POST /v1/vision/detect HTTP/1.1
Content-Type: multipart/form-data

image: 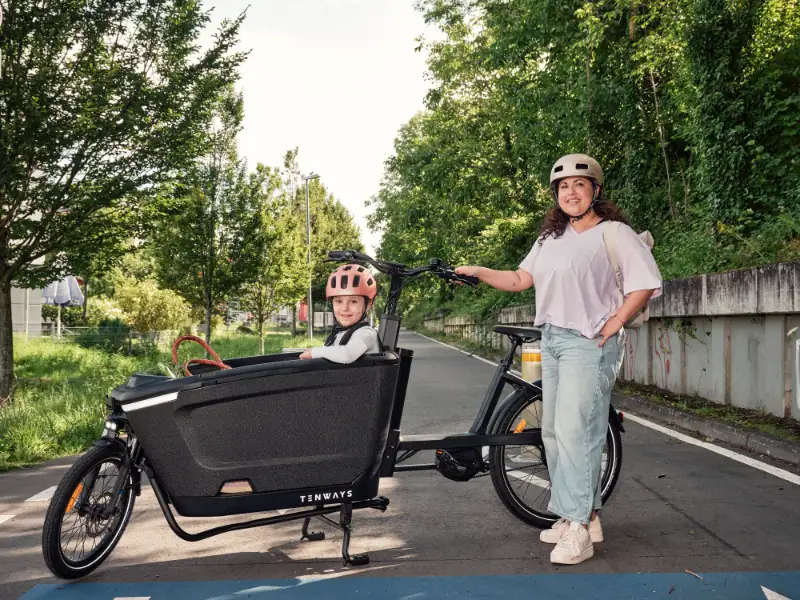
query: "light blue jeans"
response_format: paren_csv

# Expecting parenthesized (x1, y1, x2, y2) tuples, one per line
(540, 323, 625, 525)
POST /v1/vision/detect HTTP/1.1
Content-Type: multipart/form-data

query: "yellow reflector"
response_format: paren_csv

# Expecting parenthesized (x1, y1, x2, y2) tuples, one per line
(513, 419, 527, 434)
(220, 480, 253, 495)
(65, 483, 83, 513)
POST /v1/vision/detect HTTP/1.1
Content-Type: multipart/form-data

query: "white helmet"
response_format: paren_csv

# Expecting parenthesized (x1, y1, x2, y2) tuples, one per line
(549, 153, 604, 186)
(549, 154, 604, 220)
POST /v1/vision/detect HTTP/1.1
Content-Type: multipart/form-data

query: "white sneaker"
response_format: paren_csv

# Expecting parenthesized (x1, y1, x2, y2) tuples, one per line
(540, 515, 603, 544)
(539, 518, 569, 543)
(550, 521, 594, 565)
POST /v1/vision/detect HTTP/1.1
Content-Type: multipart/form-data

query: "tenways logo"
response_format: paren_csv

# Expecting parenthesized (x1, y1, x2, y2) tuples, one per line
(299, 490, 353, 503)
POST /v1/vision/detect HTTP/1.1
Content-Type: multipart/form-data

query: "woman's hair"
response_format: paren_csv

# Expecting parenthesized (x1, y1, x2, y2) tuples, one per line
(538, 199, 631, 244)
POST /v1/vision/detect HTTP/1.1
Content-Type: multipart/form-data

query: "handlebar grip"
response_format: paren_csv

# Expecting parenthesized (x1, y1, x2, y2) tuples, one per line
(327, 250, 351, 261)
(457, 274, 480, 286)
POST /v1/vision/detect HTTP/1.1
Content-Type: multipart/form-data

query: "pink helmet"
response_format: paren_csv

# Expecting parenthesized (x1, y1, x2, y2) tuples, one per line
(326, 264, 378, 300)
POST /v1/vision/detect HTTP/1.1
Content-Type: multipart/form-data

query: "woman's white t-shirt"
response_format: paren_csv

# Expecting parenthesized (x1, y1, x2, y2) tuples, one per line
(518, 221, 662, 339)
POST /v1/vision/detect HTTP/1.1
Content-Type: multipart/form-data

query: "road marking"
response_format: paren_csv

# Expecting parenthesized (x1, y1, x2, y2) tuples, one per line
(25, 485, 57, 502)
(410, 329, 502, 369)
(410, 329, 800, 487)
(482, 448, 550, 489)
(0, 514, 15, 526)
(623, 412, 800, 486)
(113, 597, 151, 600)
(762, 586, 792, 600)
(507, 469, 550, 489)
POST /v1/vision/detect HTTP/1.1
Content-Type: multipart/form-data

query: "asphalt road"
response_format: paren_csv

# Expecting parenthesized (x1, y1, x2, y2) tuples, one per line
(1, 330, 799, 599)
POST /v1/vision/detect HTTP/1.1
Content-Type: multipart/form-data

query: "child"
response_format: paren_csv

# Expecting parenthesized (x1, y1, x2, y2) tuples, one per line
(299, 264, 382, 364)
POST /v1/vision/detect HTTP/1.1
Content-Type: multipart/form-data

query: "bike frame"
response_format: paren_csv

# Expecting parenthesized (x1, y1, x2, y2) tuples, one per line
(368, 260, 545, 475)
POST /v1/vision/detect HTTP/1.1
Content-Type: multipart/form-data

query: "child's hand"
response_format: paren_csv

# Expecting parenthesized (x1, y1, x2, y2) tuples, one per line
(299, 350, 313, 359)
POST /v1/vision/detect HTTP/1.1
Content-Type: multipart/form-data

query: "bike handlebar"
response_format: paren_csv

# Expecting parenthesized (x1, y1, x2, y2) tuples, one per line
(326, 250, 480, 287)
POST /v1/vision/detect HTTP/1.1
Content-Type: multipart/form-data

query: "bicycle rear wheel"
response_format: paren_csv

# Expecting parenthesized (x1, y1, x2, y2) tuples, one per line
(489, 390, 622, 528)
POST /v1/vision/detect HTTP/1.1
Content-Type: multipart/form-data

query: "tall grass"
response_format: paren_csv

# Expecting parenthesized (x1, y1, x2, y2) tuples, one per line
(0, 331, 326, 471)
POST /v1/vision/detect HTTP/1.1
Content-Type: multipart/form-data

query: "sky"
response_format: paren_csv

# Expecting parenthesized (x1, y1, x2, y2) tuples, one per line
(208, 0, 440, 256)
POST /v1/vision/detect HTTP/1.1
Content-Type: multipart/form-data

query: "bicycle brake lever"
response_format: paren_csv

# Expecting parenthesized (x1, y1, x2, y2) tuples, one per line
(456, 274, 480, 287)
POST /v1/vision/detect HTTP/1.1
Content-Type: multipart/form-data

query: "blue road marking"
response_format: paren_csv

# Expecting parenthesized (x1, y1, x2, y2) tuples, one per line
(19, 572, 800, 600)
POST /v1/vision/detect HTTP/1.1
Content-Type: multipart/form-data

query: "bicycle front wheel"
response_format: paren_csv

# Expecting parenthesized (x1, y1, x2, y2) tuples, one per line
(489, 390, 622, 529)
(42, 443, 136, 579)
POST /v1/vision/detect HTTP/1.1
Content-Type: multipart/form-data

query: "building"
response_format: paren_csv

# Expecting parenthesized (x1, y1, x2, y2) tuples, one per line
(11, 286, 43, 336)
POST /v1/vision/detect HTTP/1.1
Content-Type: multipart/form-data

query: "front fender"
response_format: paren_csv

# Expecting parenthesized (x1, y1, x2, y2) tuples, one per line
(93, 437, 127, 452)
(92, 437, 142, 496)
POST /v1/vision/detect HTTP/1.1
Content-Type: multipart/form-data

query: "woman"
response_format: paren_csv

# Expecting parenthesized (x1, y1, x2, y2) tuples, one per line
(455, 153, 662, 565)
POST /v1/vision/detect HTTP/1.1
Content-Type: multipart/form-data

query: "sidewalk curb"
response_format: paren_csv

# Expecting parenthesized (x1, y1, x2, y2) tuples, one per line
(612, 393, 800, 467)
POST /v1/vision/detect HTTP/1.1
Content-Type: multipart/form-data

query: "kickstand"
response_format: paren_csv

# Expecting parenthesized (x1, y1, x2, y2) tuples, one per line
(339, 502, 369, 566)
(300, 506, 326, 542)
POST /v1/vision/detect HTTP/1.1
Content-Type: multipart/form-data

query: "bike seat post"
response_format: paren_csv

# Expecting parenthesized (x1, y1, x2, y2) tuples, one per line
(502, 335, 522, 372)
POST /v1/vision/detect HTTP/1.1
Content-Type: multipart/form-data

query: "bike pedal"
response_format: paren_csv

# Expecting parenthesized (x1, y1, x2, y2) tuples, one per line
(302, 532, 325, 542)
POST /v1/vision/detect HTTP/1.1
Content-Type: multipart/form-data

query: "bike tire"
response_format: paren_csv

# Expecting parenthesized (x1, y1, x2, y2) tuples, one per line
(42, 443, 136, 579)
(489, 390, 622, 529)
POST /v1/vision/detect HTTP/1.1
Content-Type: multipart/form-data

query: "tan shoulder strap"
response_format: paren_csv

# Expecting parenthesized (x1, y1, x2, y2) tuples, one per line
(603, 221, 624, 295)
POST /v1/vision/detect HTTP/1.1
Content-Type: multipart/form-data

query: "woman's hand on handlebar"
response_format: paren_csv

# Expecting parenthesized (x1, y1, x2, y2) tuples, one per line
(453, 265, 483, 285)
(455, 265, 482, 277)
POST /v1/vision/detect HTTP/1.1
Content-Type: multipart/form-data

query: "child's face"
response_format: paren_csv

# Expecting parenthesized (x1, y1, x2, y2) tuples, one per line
(332, 296, 367, 328)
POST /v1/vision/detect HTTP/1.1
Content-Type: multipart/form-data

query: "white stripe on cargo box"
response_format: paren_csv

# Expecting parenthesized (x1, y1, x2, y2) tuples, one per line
(123, 392, 178, 412)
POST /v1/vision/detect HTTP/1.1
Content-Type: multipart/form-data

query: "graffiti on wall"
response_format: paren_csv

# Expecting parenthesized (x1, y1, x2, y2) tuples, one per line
(623, 328, 640, 381)
(653, 321, 673, 388)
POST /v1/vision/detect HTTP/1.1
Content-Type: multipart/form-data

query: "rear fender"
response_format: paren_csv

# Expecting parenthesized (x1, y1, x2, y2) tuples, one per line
(609, 404, 625, 433)
(487, 387, 529, 434)
(487, 386, 625, 435)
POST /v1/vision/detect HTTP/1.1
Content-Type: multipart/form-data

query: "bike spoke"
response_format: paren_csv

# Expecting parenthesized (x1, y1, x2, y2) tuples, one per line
(58, 458, 126, 565)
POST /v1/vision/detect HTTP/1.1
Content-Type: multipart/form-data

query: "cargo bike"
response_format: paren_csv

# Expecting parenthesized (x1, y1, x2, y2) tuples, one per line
(42, 250, 625, 579)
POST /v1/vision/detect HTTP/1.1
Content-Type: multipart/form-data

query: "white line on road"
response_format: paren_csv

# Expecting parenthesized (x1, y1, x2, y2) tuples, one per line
(411, 329, 502, 369)
(25, 486, 57, 502)
(762, 586, 792, 600)
(507, 470, 551, 489)
(409, 329, 800, 487)
(482, 450, 550, 489)
(113, 597, 151, 600)
(0, 514, 15, 526)
(623, 412, 800, 487)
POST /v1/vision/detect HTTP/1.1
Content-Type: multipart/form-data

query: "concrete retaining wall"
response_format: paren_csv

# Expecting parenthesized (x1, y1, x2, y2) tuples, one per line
(422, 262, 800, 419)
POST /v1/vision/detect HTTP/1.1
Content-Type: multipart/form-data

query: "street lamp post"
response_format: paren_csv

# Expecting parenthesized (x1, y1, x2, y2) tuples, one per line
(303, 173, 320, 343)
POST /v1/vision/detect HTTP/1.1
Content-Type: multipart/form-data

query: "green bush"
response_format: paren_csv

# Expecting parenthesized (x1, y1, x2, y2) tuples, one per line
(74, 319, 131, 353)
(41, 305, 83, 327)
(115, 278, 191, 332)
(85, 296, 126, 326)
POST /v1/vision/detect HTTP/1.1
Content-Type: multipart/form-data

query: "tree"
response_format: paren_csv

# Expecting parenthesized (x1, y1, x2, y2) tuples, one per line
(281, 149, 364, 329)
(152, 88, 256, 343)
(239, 165, 309, 353)
(115, 277, 190, 333)
(369, 0, 800, 328)
(0, 1, 248, 398)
